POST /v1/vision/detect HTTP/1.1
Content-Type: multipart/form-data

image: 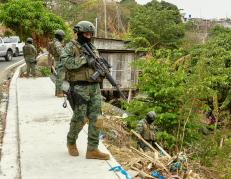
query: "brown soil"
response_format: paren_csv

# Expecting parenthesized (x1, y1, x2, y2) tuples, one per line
(0, 80, 10, 157)
(101, 105, 201, 179)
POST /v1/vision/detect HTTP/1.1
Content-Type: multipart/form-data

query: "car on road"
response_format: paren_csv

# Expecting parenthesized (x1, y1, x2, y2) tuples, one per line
(0, 37, 16, 61)
(3, 36, 25, 57)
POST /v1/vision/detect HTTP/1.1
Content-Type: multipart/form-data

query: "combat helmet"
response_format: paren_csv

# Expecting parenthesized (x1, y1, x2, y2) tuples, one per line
(26, 37, 33, 43)
(146, 111, 156, 124)
(73, 21, 95, 34)
(54, 29, 65, 41)
(147, 111, 156, 119)
(54, 29, 65, 37)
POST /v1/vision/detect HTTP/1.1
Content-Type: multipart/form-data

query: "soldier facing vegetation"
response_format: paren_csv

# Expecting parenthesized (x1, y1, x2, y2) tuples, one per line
(61, 21, 110, 160)
(136, 111, 156, 151)
(47, 29, 65, 97)
(23, 37, 37, 77)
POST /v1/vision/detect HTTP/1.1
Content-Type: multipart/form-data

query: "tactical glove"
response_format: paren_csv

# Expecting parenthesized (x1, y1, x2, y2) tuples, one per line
(149, 132, 155, 141)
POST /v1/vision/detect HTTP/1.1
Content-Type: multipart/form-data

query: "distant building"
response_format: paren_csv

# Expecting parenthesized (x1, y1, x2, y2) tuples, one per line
(180, 12, 187, 23)
(190, 18, 231, 31)
(216, 19, 231, 28)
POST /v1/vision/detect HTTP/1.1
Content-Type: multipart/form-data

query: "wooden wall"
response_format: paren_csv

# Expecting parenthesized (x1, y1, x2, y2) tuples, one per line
(99, 52, 139, 90)
(93, 37, 142, 91)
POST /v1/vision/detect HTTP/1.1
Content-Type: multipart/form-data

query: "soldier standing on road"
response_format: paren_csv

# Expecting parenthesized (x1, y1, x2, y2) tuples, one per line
(60, 21, 110, 160)
(136, 111, 157, 151)
(23, 37, 37, 77)
(47, 29, 65, 97)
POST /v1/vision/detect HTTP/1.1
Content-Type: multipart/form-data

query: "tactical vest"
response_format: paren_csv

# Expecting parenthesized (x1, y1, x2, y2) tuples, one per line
(23, 44, 36, 60)
(65, 40, 102, 82)
(47, 40, 60, 60)
(142, 121, 155, 140)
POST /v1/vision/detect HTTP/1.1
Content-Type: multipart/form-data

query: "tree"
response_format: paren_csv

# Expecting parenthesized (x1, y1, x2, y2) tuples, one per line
(47, 0, 139, 38)
(119, 0, 139, 29)
(128, 0, 185, 50)
(125, 26, 231, 150)
(0, 0, 70, 47)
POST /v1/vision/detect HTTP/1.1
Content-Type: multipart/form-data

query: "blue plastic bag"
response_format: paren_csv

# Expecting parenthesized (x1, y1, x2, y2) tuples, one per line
(109, 165, 131, 179)
(151, 171, 165, 179)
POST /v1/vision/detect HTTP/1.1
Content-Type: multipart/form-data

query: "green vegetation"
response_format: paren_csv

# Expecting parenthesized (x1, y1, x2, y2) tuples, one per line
(0, 0, 70, 47)
(37, 66, 52, 77)
(47, 0, 140, 38)
(0, 0, 230, 177)
(192, 130, 231, 178)
(129, 0, 185, 50)
(126, 7, 231, 175)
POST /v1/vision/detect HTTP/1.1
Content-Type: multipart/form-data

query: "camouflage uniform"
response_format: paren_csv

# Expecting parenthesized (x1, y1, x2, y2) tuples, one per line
(136, 118, 156, 150)
(61, 40, 102, 150)
(23, 43, 37, 77)
(47, 38, 64, 93)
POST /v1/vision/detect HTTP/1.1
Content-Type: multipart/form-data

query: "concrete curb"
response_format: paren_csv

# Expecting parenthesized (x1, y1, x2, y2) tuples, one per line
(0, 65, 125, 179)
(0, 59, 25, 84)
(0, 64, 25, 179)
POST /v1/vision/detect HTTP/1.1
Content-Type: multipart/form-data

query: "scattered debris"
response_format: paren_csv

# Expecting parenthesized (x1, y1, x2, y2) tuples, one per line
(0, 79, 10, 158)
(101, 106, 201, 179)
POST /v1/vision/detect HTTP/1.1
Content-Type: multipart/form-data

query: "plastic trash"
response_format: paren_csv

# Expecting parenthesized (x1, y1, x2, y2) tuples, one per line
(109, 165, 131, 179)
(151, 171, 165, 179)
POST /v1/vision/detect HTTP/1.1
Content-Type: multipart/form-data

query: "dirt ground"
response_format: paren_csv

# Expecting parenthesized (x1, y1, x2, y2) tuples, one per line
(100, 112, 140, 168)
(101, 104, 202, 179)
(0, 80, 10, 157)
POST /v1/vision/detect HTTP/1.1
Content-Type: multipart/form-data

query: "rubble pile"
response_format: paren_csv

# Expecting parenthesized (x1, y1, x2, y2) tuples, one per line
(101, 107, 201, 179)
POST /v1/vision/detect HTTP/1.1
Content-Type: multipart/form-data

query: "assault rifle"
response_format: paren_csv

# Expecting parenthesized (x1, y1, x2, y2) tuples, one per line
(51, 65, 57, 76)
(82, 43, 127, 100)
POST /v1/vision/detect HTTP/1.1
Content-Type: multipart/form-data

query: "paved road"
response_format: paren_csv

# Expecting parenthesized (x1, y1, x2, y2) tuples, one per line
(0, 56, 24, 72)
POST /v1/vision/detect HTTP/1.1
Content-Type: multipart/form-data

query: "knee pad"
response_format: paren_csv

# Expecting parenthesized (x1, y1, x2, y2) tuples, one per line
(83, 117, 89, 125)
(95, 115, 104, 129)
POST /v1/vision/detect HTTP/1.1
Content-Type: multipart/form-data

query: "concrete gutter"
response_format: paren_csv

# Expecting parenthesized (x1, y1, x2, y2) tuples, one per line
(0, 64, 25, 179)
(0, 59, 25, 84)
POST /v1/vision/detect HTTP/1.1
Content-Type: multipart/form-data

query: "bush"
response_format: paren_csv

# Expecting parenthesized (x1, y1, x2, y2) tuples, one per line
(192, 130, 231, 178)
(37, 66, 51, 77)
(0, 0, 71, 44)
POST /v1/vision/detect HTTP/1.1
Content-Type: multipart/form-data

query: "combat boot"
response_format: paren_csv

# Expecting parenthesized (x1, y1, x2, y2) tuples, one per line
(86, 149, 110, 160)
(56, 91, 64, 97)
(67, 144, 79, 156)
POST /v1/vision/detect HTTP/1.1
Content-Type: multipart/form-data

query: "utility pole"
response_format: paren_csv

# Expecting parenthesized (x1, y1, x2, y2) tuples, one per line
(95, 17, 98, 37)
(103, 0, 108, 38)
(203, 19, 208, 44)
(116, 2, 125, 33)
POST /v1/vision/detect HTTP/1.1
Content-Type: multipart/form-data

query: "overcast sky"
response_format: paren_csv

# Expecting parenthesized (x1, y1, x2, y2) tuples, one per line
(135, 0, 231, 19)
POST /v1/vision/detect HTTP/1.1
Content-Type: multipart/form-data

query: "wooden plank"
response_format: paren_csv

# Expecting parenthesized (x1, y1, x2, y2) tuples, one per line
(131, 166, 155, 179)
(131, 129, 159, 153)
(154, 142, 172, 159)
(130, 147, 169, 173)
(131, 129, 171, 159)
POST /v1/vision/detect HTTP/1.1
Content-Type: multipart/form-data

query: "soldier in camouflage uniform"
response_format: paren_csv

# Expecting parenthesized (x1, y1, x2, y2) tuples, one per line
(136, 111, 156, 151)
(23, 37, 37, 77)
(60, 21, 110, 160)
(47, 29, 65, 97)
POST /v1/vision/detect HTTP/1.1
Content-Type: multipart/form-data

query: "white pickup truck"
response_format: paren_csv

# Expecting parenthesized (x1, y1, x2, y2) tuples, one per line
(3, 36, 24, 57)
(0, 37, 16, 61)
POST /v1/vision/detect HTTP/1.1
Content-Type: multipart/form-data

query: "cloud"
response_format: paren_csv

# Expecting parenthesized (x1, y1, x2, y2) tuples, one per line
(135, 0, 231, 19)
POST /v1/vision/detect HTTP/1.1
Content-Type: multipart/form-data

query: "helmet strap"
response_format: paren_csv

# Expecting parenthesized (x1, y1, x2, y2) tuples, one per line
(77, 32, 91, 45)
(55, 34, 63, 42)
(146, 116, 154, 124)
